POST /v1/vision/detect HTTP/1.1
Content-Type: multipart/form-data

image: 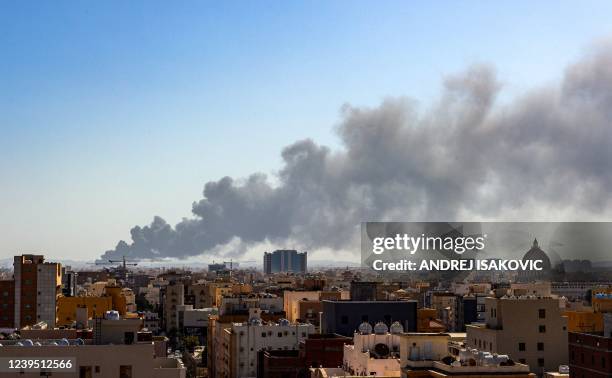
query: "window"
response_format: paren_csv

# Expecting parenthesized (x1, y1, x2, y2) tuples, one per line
(95, 366, 100, 373)
(261, 332, 266, 337)
(537, 358, 544, 367)
(539, 325, 546, 333)
(79, 366, 92, 378)
(277, 332, 283, 337)
(119, 365, 133, 378)
(537, 342, 544, 351)
(124, 332, 134, 345)
(538, 309, 546, 319)
(518, 342, 526, 351)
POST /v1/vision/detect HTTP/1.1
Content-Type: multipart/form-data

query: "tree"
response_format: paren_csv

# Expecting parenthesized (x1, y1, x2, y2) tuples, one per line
(183, 335, 200, 353)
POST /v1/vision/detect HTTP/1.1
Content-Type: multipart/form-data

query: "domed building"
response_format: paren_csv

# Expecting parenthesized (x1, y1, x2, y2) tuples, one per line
(517, 238, 552, 282)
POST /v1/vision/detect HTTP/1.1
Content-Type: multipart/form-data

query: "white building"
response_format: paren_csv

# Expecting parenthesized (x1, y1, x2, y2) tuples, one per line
(179, 306, 217, 344)
(144, 311, 160, 334)
(140, 283, 162, 306)
(219, 308, 315, 378)
(342, 322, 403, 377)
(183, 307, 217, 329)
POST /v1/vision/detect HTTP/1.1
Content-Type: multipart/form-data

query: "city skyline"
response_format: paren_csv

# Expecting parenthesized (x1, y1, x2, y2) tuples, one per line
(2, 3, 612, 377)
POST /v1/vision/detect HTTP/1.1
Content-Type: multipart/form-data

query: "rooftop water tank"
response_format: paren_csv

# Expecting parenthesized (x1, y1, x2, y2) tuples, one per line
(373, 322, 389, 335)
(358, 322, 372, 335)
(104, 310, 120, 320)
(389, 321, 404, 334)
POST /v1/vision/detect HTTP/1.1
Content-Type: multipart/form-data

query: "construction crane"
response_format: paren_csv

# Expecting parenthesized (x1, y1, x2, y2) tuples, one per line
(97, 256, 139, 282)
(222, 259, 256, 272)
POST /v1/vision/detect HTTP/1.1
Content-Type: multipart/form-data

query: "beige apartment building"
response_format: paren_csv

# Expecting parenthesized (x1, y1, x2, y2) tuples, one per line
(0, 343, 185, 378)
(400, 333, 535, 378)
(163, 281, 184, 333)
(283, 290, 349, 323)
(466, 296, 568, 375)
(12, 255, 62, 329)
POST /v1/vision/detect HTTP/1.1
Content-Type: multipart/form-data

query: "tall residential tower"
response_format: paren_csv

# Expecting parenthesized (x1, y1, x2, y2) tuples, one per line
(263, 250, 307, 274)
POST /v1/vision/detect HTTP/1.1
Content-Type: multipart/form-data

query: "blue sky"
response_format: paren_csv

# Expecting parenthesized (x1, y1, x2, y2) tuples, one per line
(2, 0, 612, 260)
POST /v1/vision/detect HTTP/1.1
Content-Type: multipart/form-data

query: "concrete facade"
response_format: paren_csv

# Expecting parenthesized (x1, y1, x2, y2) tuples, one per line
(466, 296, 568, 375)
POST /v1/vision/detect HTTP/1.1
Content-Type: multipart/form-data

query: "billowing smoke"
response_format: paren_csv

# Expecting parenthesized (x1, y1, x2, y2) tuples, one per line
(101, 42, 612, 261)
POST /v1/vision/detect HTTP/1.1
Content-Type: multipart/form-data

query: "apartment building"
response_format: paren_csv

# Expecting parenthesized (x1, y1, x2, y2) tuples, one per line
(57, 296, 113, 326)
(0, 341, 185, 378)
(263, 249, 307, 274)
(4, 255, 63, 329)
(219, 293, 283, 316)
(144, 311, 161, 334)
(217, 308, 315, 378)
(466, 296, 568, 375)
(400, 333, 535, 378)
(163, 281, 184, 333)
(0, 279, 15, 328)
(283, 290, 347, 328)
(568, 332, 611, 378)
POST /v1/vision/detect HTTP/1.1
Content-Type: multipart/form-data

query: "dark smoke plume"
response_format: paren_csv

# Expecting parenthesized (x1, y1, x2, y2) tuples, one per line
(101, 43, 612, 261)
